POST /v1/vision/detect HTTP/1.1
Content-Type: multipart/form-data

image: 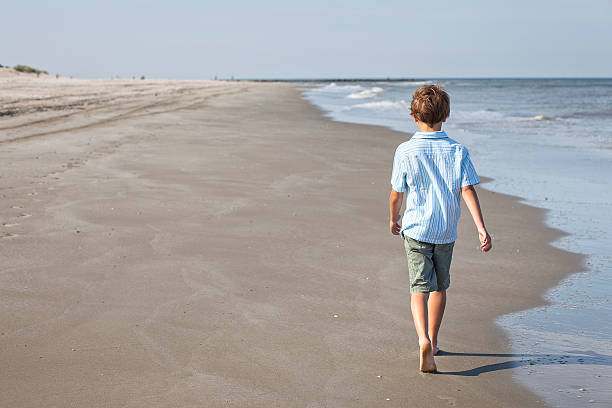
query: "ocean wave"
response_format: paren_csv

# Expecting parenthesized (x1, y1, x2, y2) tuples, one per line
(314, 83, 365, 92)
(347, 87, 384, 99)
(342, 100, 410, 112)
(524, 115, 555, 121)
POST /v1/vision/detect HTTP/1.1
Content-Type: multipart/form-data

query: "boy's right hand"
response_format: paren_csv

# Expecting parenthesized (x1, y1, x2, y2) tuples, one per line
(390, 220, 402, 235)
(479, 229, 492, 252)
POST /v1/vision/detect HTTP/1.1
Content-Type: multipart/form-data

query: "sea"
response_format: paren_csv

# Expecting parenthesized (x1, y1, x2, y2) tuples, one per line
(303, 79, 612, 407)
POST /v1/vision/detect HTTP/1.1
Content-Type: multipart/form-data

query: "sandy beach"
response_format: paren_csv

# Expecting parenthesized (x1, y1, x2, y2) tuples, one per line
(0, 76, 582, 407)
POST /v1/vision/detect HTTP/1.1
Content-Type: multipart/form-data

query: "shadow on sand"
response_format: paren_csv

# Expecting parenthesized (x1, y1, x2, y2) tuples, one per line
(435, 350, 612, 376)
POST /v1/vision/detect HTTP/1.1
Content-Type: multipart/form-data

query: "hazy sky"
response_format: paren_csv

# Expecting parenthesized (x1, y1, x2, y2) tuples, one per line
(2, 0, 611, 79)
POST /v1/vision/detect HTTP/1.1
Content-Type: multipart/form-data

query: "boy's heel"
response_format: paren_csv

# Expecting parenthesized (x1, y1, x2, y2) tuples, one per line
(419, 343, 437, 373)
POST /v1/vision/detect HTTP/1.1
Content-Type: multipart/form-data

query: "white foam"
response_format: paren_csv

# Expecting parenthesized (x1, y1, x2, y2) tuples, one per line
(343, 99, 410, 112)
(347, 87, 384, 99)
(314, 83, 365, 92)
(524, 115, 554, 121)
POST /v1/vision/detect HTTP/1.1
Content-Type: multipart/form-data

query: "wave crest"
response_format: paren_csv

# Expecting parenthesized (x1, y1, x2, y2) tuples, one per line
(343, 100, 410, 111)
(347, 87, 384, 99)
(315, 83, 365, 92)
(520, 115, 555, 122)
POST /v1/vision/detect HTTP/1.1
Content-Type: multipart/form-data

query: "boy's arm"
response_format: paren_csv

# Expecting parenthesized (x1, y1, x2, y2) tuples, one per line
(389, 189, 404, 235)
(461, 185, 492, 252)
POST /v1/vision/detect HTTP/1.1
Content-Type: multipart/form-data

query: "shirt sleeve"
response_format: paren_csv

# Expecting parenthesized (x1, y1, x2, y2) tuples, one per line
(460, 148, 480, 187)
(390, 147, 407, 192)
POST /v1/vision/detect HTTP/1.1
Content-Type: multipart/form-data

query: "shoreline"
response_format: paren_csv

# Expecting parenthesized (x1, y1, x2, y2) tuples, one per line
(0, 79, 582, 407)
(303, 90, 586, 314)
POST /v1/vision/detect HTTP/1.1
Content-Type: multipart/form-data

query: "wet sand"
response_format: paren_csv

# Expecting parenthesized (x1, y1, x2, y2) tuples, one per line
(0, 77, 581, 407)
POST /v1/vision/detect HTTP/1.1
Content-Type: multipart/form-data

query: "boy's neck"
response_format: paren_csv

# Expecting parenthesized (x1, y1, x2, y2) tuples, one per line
(416, 121, 443, 132)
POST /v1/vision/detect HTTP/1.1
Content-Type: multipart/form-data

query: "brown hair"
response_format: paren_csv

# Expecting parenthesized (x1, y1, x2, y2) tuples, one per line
(410, 84, 450, 126)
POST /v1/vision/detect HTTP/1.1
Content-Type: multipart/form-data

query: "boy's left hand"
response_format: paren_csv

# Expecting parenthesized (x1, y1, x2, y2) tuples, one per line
(479, 229, 492, 252)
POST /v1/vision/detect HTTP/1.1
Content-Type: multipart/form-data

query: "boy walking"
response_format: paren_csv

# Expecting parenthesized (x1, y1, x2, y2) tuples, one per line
(389, 85, 492, 373)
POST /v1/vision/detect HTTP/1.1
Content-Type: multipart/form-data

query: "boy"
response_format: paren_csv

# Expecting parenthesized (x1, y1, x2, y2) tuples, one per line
(389, 85, 492, 373)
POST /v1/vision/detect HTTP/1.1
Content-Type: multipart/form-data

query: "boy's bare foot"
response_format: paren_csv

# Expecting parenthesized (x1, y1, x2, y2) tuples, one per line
(419, 342, 437, 373)
(432, 345, 440, 356)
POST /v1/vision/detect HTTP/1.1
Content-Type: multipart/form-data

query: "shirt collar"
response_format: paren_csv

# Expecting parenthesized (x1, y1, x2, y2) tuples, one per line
(411, 130, 448, 139)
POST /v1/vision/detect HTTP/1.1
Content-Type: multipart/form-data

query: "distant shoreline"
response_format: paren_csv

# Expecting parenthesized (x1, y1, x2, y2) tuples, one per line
(239, 76, 612, 82)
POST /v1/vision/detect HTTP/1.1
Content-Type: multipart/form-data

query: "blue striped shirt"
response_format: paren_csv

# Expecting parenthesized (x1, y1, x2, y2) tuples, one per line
(391, 131, 480, 244)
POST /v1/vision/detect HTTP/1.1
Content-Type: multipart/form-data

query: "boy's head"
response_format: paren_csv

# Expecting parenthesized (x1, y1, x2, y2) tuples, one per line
(410, 85, 450, 127)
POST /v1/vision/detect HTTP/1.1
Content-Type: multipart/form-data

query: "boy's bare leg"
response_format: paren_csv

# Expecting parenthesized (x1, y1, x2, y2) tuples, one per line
(427, 290, 446, 355)
(411, 292, 437, 372)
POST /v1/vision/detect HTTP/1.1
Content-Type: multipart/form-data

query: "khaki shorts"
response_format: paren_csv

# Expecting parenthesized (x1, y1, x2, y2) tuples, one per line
(402, 233, 455, 293)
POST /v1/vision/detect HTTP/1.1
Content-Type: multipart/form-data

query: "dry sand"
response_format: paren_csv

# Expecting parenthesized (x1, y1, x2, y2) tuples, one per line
(0, 77, 582, 407)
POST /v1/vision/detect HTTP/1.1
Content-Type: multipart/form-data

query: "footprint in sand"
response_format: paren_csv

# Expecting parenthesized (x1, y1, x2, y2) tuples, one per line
(2, 222, 19, 227)
(10, 205, 24, 209)
(19, 213, 32, 218)
(2, 232, 19, 239)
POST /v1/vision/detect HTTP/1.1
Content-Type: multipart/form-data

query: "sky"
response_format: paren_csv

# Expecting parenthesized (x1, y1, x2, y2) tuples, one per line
(1, 0, 611, 79)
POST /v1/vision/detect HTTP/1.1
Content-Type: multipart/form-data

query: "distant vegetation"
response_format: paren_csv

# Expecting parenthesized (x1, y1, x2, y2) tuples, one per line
(13, 64, 48, 75)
